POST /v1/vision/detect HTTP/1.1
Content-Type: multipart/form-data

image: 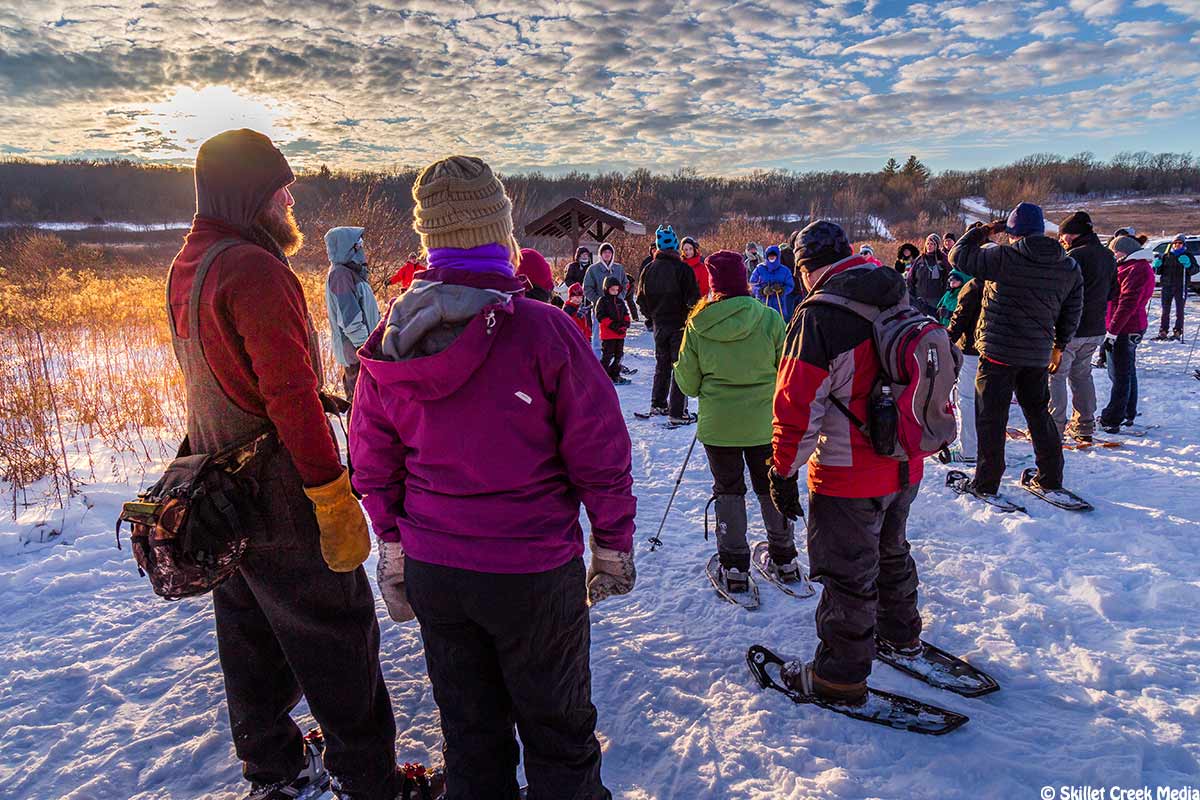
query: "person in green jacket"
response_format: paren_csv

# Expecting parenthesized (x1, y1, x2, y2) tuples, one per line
(674, 250, 801, 596)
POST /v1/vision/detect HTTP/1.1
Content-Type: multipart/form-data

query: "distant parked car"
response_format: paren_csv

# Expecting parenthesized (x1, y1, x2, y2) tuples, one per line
(1146, 235, 1200, 291)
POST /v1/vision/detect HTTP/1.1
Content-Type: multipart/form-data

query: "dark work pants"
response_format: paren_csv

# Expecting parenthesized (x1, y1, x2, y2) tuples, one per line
(651, 324, 687, 417)
(600, 338, 625, 381)
(342, 362, 362, 403)
(406, 557, 609, 800)
(807, 484, 922, 684)
(1100, 332, 1143, 427)
(973, 359, 1064, 494)
(704, 443, 797, 570)
(212, 451, 396, 796)
(1160, 284, 1185, 335)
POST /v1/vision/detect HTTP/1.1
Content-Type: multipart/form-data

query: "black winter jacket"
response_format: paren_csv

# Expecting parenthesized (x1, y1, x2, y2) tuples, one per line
(949, 227, 1084, 367)
(1065, 232, 1116, 338)
(946, 278, 982, 357)
(906, 252, 950, 315)
(564, 260, 589, 289)
(637, 250, 701, 330)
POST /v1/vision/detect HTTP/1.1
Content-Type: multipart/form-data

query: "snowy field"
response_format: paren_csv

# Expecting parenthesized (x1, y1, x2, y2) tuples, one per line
(2, 301, 1199, 799)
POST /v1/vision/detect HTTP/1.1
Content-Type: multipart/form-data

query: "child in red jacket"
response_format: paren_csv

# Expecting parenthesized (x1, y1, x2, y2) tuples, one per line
(595, 276, 632, 384)
(563, 283, 592, 341)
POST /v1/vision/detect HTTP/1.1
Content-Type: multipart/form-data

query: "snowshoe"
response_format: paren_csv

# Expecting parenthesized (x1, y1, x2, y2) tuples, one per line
(1121, 423, 1158, 436)
(705, 554, 760, 609)
(665, 412, 698, 428)
(1019, 468, 1093, 511)
(619, 365, 638, 376)
(1153, 332, 1169, 341)
(751, 541, 816, 599)
(612, 377, 632, 386)
(246, 729, 330, 800)
(633, 406, 668, 420)
(875, 637, 1000, 697)
(746, 645, 969, 735)
(945, 470, 1026, 513)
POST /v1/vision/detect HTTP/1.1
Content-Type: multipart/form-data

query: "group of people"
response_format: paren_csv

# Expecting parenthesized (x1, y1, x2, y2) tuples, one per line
(164, 128, 1182, 800)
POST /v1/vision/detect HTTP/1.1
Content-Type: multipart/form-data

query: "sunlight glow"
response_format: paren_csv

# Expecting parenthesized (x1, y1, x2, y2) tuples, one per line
(140, 86, 293, 158)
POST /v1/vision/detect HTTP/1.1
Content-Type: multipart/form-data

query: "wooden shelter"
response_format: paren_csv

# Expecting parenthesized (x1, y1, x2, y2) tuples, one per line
(523, 198, 646, 254)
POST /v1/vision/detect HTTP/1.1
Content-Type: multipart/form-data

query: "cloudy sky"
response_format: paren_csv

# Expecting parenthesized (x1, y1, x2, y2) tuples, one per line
(1, 0, 1199, 175)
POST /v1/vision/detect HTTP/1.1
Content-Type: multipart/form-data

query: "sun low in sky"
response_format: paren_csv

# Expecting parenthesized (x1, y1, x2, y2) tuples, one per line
(1, 0, 1199, 174)
(140, 87, 294, 160)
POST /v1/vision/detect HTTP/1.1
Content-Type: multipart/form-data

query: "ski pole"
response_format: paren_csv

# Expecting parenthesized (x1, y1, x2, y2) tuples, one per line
(648, 433, 698, 553)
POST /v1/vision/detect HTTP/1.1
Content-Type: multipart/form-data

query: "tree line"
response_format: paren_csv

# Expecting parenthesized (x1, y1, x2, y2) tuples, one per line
(3, 151, 1199, 254)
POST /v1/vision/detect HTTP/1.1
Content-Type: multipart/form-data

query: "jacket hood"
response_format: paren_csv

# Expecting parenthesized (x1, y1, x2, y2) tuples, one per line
(1014, 234, 1073, 269)
(689, 296, 768, 342)
(764, 245, 781, 259)
(1067, 231, 1104, 253)
(358, 281, 515, 401)
(194, 128, 294, 230)
(325, 226, 366, 266)
(575, 246, 593, 262)
(816, 257, 907, 308)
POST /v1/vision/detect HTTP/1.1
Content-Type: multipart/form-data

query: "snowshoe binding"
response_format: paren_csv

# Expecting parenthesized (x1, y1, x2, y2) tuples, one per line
(751, 541, 816, 598)
(245, 729, 331, 800)
(705, 554, 760, 609)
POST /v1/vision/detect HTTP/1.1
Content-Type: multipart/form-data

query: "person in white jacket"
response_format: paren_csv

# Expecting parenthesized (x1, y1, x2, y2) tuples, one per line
(324, 226, 382, 401)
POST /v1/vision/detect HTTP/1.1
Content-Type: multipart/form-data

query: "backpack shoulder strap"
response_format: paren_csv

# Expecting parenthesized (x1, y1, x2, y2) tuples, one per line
(800, 292, 882, 322)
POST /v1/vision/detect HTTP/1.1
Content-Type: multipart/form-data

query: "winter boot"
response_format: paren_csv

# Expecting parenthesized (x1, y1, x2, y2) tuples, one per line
(1154, 331, 1169, 341)
(245, 729, 330, 800)
(668, 411, 698, 426)
(780, 660, 868, 706)
(648, 406, 669, 416)
(717, 565, 751, 594)
(1171, 329, 1184, 342)
(876, 636, 923, 658)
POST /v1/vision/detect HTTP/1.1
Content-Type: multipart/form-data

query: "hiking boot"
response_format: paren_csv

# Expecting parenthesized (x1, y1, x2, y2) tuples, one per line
(668, 411, 698, 426)
(780, 660, 868, 706)
(876, 636, 923, 658)
(1170, 331, 1183, 342)
(245, 731, 329, 799)
(769, 557, 802, 583)
(1153, 332, 1169, 341)
(647, 406, 669, 417)
(1099, 422, 1122, 435)
(718, 565, 751, 594)
(1071, 433, 1093, 444)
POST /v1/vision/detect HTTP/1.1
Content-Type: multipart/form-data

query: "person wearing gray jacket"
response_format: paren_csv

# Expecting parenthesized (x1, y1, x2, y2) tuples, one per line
(584, 242, 627, 350)
(324, 226, 382, 401)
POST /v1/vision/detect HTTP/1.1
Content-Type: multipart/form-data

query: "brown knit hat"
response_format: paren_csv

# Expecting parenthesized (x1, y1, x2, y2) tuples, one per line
(412, 156, 515, 252)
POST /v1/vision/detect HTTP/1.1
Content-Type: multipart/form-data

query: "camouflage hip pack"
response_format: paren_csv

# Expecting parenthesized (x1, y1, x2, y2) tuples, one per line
(116, 429, 276, 600)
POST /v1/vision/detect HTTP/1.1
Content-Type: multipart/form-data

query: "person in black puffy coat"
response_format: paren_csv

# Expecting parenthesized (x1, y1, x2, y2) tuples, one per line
(949, 203, 1083, 498)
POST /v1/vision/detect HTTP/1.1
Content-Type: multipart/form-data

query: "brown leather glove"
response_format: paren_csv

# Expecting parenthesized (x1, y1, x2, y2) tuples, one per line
(1048, 346, 1064, 375)
(587, 536, 636, 606)
(303, 469, 371, 572)
(376, 539, 415, 622)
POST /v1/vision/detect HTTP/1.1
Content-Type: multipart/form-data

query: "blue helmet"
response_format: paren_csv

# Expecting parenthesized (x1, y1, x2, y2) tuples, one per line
(656, 225, 679, 252)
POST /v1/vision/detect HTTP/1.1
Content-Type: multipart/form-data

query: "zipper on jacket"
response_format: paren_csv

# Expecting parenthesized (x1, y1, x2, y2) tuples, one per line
(485, 308, 497, 334)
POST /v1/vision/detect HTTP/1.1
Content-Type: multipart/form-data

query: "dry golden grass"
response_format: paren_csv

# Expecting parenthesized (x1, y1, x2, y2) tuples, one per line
(0, 233, 339, 516)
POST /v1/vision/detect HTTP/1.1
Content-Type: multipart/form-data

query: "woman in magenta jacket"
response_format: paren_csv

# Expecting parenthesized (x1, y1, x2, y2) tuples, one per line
(350, 156, 636, 800)
(1099, 235, 1157, 432)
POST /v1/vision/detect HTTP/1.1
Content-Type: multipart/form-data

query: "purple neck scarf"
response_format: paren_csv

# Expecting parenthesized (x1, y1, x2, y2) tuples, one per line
(427, 243, 514, 276)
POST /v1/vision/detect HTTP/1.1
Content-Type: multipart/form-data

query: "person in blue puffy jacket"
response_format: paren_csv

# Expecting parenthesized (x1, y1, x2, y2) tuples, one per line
(750, 245, 795, 319)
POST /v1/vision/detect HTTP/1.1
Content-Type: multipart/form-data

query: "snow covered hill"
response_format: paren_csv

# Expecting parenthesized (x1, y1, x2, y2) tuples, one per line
(2, 303, 1199, 799)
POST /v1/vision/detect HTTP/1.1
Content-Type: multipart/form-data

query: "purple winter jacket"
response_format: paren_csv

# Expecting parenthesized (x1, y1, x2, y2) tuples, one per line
(349, 267, 636, 574)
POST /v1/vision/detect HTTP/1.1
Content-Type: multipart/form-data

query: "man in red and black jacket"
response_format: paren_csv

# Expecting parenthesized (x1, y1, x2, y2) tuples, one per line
(767, 220, 924, 706)
(168, 129, 398, 799)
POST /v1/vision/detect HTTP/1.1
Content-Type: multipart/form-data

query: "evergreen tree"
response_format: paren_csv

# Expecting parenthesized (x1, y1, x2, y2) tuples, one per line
(901, 155, 930, 183)
(882, 158, 900, 176)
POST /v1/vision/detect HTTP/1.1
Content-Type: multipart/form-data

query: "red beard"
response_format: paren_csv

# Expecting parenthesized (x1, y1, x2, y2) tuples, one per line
(256, 204, 304, 257)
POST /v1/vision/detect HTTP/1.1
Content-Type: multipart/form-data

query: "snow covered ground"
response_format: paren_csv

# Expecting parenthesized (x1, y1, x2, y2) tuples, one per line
(2, 301, 1200, 799)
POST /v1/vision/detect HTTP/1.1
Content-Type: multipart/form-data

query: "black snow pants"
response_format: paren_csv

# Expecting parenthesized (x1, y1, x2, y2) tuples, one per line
(212, 451, 396, 797)
(806, 484, 923, 685)
(650, 324, 687, 417)
(973, 358, 1064, 494)
(704, 443, 797, 571)
(406, 556, 610, 800)
(600, 338, 625, 381)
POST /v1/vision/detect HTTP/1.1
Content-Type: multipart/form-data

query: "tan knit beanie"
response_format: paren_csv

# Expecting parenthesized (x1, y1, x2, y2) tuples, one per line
(412, 156, 515, 252)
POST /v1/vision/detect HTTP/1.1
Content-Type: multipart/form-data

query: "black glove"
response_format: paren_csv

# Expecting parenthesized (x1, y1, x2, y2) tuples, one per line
(768, 464, 804, 521)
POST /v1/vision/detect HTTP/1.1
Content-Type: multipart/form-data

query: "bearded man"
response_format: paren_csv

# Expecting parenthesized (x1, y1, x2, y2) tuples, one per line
(166, 129, 398, 800)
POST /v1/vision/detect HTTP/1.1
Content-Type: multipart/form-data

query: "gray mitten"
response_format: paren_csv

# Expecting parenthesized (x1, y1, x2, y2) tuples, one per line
(376, 539, 415, 623)
(586, 536, 636, 605)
